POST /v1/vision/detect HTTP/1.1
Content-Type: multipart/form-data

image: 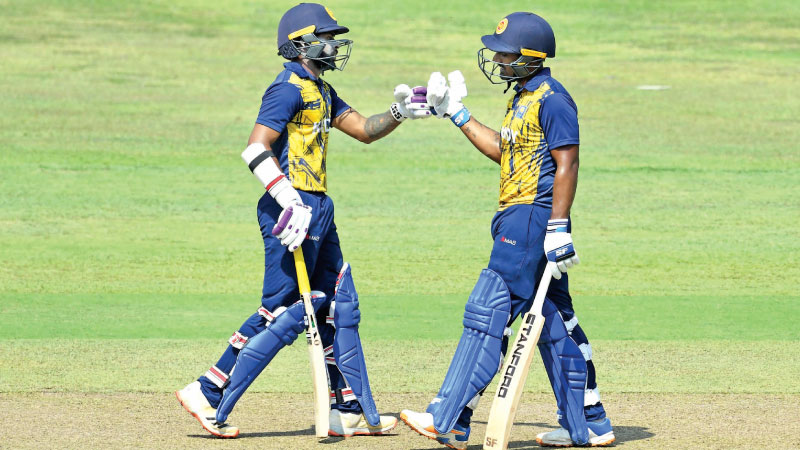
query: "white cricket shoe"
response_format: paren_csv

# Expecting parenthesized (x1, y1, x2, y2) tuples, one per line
(400, 409, 469, 449)
(328, 409, 398, 437)
(536, 418, 615, 447)
(175, 381, 239, 438)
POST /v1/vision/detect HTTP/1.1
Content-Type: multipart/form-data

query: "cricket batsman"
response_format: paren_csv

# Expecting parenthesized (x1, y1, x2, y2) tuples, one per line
(175, 3, 431, 438)
(400, 12, 615, 448)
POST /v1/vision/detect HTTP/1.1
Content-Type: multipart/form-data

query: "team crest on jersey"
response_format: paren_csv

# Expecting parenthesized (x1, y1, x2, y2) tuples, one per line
(515, 104, 529, 119)
(496, 18, 508, 34)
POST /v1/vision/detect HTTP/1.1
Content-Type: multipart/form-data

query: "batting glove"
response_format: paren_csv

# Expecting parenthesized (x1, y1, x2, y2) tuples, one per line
(391, 84, 432, 122)
(271, 202, 312, 252)
(543, 219, 580, 280)
(426, 70, 470, 127)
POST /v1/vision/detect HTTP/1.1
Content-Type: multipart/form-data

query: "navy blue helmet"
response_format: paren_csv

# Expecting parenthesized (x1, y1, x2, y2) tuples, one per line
(478, 12, 556, 84)
(277, 3, 352, 72)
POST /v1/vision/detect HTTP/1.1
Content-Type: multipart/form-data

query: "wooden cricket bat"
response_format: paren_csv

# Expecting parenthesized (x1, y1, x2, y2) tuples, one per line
(293, 250, 330, 438)
(483, 269, 553, 450)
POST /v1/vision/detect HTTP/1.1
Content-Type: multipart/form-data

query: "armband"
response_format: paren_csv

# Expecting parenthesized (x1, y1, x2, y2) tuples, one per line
(241, 143, 301, 208)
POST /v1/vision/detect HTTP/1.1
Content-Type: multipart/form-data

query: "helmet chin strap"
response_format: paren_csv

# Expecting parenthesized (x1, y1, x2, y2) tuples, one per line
(505, 65, 544, 93)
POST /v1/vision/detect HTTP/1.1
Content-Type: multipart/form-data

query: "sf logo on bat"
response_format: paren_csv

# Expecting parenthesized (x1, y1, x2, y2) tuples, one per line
(497, 314, 537, 398)
(305, 315, 322, 345)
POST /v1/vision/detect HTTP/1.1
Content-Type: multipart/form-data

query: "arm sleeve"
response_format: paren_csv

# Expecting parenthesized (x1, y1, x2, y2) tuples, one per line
(328, 84, 351, 118)
(255, 82, 303, 132)
(540, 93, 580, 149)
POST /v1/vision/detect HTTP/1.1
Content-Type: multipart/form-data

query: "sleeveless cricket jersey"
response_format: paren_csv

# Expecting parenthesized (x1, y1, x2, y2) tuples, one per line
(498, 68, 579, 210)
(256, 62, 350, 192)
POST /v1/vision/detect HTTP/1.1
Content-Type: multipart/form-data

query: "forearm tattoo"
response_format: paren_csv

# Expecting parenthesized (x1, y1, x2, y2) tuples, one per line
(365, 111, 397, 140)
(463, 122, 501, 148)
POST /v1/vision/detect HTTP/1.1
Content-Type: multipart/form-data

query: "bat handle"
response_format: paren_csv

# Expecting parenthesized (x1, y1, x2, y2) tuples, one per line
(529, 267, 553, 316)
(293, 249, 311, 295)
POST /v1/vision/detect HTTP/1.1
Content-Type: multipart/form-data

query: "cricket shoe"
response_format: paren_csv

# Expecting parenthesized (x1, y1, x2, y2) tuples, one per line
(399, 409, 469, 449)
(328, 409, 398, 437)
(536, 418, 615, 447)
(175, 381, 239, 438)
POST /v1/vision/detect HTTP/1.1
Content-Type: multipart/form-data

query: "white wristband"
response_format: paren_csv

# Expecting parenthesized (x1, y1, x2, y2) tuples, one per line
(390, 103, 406, 122)
(241, 143, 301, 209)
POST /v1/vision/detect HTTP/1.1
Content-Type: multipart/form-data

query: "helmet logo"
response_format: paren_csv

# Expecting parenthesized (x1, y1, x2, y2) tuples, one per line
(496, 18, 508, 34)
(325, 7, 337, 20)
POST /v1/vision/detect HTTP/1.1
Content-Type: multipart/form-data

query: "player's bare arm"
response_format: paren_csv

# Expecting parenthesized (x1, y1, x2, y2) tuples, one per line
(333, 107, 400, 144)
(247, 123, 281, 148)
(333, 83, 433, 144)
(549, 144, 579, 220)
(460, 118, 502, 163)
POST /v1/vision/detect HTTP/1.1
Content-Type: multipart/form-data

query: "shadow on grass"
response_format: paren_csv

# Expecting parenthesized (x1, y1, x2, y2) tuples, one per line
(189, 424, 401, 441)
(187, 425, 316, 439)
(408, 422, 654, 449)
(612, 425, 655, 445)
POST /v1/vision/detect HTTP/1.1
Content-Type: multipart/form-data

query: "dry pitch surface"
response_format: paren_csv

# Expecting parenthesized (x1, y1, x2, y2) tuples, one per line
(2, 393, 798, 449)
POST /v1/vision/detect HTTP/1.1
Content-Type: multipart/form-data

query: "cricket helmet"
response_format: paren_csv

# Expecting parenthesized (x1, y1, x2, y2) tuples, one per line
(277, 3, 352, 72)
(478, 12, 556, 84)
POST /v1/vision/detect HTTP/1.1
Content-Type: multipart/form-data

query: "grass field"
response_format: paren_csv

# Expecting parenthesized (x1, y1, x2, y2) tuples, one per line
(1, 0, 799, 448)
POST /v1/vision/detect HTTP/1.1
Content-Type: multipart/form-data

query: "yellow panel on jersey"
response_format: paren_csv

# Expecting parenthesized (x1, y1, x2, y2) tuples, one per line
(498, 81, 553, 210)
(285, 73, 333, 192)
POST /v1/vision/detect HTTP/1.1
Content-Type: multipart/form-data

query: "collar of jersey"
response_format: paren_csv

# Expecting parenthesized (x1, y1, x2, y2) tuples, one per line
(514, 67, 551, 93)
(283, 61, 319, 82)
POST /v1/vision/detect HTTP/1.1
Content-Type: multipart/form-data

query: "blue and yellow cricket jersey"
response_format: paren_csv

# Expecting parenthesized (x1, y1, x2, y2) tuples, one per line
(255, 62, 350, 192)
(498, 68, 579, 210)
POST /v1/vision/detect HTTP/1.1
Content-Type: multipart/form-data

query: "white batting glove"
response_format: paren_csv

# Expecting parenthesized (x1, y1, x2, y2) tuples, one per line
(426, 71, 470, 127)
(390, 84, 433, 122)
(271, 202, 312, 252)
(543, 219, 580, 280)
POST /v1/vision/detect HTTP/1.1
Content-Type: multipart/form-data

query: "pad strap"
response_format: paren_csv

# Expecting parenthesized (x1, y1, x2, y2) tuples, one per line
(228, 331, 249, 350)
(257, 306, 276, 323)
(324, 345, 335, 365)
(204, 365, 230, 389)
(330, 387, 357, 404)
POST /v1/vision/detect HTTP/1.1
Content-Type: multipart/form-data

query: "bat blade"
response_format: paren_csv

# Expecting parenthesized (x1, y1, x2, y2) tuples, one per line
(483, 271, 552, 450)
(294, 251, 330, 438)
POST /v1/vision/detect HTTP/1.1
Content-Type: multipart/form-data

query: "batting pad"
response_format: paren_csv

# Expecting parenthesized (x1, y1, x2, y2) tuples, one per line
(332, 263, 380, 426)
(427, 269, 511, 433)
(538, 298, 589, 445)
(216, 295, 326, 423)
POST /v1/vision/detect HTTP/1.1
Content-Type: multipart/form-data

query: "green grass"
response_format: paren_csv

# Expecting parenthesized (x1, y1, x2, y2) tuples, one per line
(3, 339, 798, 394)
(1, 0, 798, 396)
(1, 293, 798, 342)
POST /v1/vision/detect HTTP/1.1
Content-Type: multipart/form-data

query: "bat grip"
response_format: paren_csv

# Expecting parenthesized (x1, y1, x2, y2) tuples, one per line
(293, 250, 311, 295)
(529, 268, 553, 316)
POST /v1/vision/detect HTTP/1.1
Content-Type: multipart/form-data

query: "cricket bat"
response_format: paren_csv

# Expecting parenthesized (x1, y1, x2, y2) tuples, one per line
(293, 250, 330, 438)
(483, 268, 553, 450)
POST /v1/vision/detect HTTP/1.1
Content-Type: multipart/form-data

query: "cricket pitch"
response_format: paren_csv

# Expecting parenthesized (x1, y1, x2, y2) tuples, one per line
(2, 392, 798, 449)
